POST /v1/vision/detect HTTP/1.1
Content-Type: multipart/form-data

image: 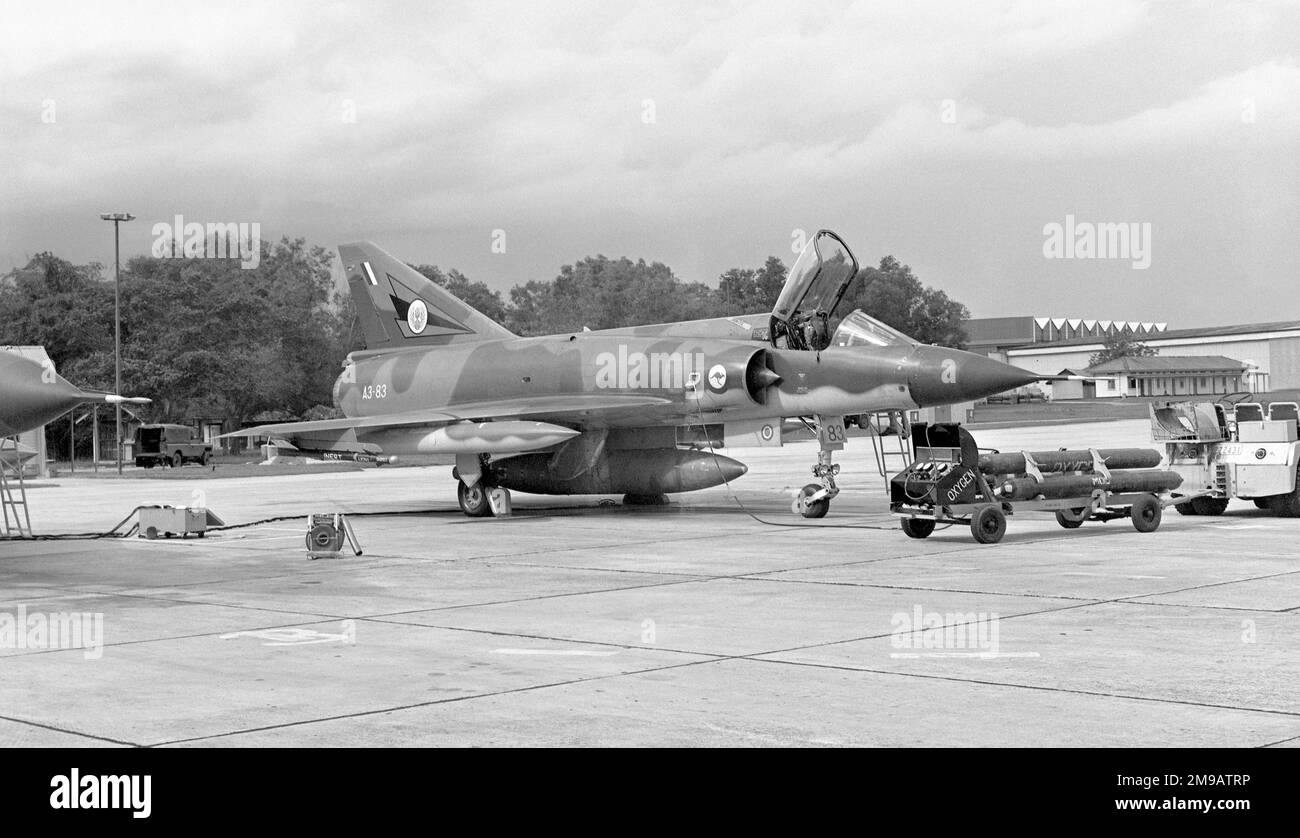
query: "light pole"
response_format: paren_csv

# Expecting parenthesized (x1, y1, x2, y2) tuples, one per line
(100, 212, 134, 473)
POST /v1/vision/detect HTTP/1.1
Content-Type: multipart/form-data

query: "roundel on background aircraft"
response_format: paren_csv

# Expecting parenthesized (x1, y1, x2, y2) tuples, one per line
(407, 299, 429, 334)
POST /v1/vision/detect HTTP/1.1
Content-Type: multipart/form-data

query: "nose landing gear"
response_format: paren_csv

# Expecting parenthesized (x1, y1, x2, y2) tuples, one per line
(792, 415, 846, 518)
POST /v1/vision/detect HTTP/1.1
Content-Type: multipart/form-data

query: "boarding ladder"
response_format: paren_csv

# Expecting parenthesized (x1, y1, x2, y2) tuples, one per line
(862, 411, 913, 482)
(1, 437, 32, 536)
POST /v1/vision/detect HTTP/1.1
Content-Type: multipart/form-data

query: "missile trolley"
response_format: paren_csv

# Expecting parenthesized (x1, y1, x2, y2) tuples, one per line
(889, 423, 1182, 544)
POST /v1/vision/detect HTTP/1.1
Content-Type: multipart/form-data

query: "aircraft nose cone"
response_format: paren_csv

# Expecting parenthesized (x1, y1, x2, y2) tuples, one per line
(0, 352, 86, 436)
(906, 345, 1042, 407)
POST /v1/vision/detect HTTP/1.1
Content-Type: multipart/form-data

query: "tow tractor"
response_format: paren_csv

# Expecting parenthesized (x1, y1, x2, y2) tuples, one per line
(1152, 395, 1300, 517)
(890, 423, 1180, 544)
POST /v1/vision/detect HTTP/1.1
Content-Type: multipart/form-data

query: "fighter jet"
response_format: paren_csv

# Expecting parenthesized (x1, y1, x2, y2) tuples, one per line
(227, 230, 1046, 517)
(0, 349, 150, 437)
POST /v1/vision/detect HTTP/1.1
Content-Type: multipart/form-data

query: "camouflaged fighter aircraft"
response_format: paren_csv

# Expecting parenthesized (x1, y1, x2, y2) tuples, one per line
(0, 348, 150, 438)
(226, 230, 1045, 517)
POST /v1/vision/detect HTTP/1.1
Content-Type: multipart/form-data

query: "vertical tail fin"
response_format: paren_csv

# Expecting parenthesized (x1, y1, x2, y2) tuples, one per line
(337, 241, 515, 349)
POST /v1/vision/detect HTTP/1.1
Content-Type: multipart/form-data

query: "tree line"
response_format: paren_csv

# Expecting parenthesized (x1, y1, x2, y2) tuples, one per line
(1, 238, 970, 435)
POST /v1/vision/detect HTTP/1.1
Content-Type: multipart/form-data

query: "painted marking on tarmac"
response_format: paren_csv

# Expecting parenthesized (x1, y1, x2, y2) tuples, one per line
(1206, 524, 1279, 530)
(220, 624, 356, 646)
(492, 648, 619, 657)
(1065, 572, 1166, 579)
(889, 651, 1041, 659)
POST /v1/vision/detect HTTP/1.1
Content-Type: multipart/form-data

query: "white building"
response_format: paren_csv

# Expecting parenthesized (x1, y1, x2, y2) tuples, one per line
(998, 320, 1300, 396)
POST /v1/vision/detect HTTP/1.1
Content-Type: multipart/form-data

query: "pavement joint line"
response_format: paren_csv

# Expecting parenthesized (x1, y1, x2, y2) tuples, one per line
(730, 575, 1103, 602)
(5, 587, 342, 621)
(359, 619, 727, 658)
(144, 655, 731, 747)
(352, 574, 711, 618)
(1259, 732, 1300, 748)
(0, 614, 358, 659)
(736, 595, 1156, 659)
(0, 713, 142, 747)
(1108, 568, 1300, 600)
(1112, 599, 1300, 615)
(733, 657, 1300, 720)
(705, 578, 1297, 680)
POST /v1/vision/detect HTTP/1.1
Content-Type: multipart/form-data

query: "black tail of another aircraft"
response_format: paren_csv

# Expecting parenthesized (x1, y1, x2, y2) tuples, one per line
(337, 241, 516, 350)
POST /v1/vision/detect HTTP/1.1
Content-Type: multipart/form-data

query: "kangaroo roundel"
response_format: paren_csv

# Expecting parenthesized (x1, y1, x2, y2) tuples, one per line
(407, 299, 429, 334)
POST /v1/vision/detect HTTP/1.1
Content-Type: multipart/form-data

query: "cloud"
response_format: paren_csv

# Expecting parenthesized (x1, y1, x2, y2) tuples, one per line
(1, 0, 1298, 327)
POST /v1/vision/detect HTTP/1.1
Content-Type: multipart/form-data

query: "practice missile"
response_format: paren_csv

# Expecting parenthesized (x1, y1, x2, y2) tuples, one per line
(269, 446, 397, 465)
(979, 448, 1162, 475)
(0, 350, 151, 437)
(997, 469, 1182, 501)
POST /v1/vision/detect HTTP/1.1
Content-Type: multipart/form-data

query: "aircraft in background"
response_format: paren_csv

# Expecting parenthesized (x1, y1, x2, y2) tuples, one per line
(227, 230, 1047, 517)
(0, 349, 150, 438)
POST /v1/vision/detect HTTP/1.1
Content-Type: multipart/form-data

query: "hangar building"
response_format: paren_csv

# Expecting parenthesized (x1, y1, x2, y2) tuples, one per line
(965, 317, 1300, 397)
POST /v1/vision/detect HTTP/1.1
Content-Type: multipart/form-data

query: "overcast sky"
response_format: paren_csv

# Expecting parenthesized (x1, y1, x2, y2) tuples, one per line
(2, 0, 1297, 326)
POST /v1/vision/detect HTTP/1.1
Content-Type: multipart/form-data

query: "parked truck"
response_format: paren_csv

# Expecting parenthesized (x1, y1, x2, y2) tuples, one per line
(133, 423, 212, 469)
(1151, 396, 1300, 516)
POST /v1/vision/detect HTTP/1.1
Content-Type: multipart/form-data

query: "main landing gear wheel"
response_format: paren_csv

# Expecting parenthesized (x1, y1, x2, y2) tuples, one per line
(1055, 507, 1087, 529)
(457, 481, 494, 517)
(970, 505, 1006, 544)
(796, 484, 830, 519)
(901, 518, 935, 539)
(1130, 495, 1162, 532)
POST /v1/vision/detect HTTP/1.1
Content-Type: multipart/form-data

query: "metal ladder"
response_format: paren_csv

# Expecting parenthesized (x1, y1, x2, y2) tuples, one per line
(1, 437, 32, 536)
(863, 411, 913, 480)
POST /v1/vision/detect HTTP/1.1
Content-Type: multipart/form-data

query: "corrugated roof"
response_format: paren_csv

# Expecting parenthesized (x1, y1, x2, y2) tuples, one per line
(1008, 320, 1300, 350)
(1086, 355, 1247, 374)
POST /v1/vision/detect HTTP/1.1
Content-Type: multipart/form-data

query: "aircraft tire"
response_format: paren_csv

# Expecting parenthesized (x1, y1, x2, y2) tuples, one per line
(457, 481, 494, 517)
(796, 484, 829, 519)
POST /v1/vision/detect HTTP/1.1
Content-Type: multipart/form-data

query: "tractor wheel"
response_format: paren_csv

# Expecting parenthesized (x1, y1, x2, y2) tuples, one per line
(1174, 501, 1198, 516)
(171, 452, 184, 469)
(1190, 496, 1229, 516)
(901, 518, 935, 539)
(1273, 467, 1300, 517)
